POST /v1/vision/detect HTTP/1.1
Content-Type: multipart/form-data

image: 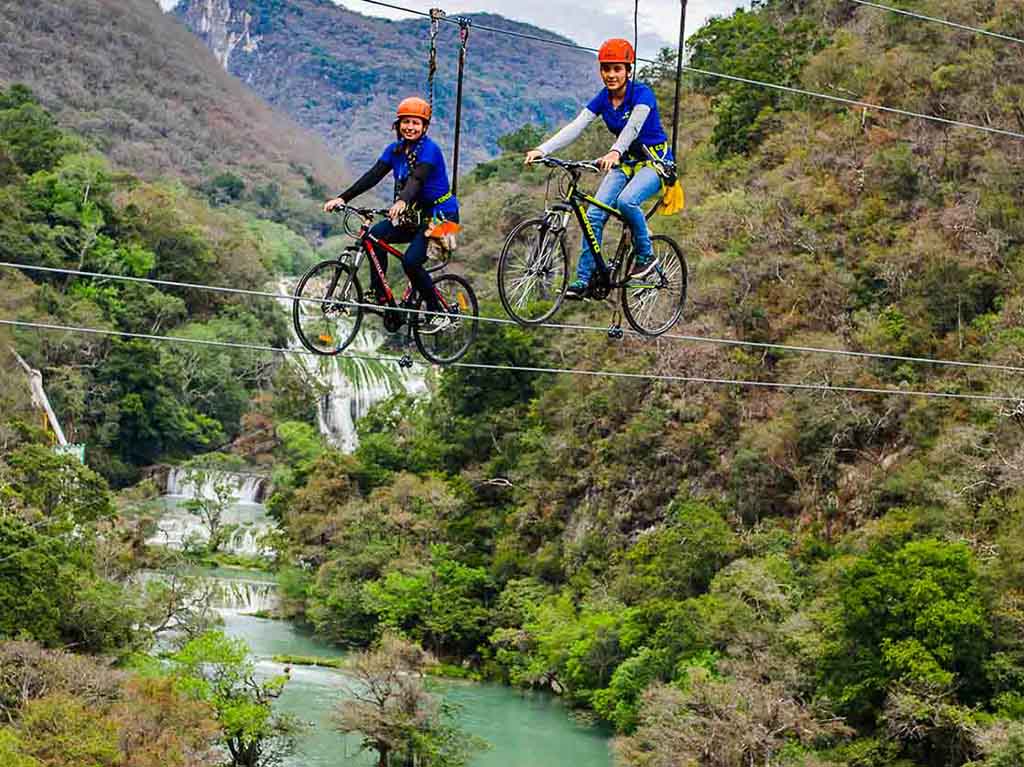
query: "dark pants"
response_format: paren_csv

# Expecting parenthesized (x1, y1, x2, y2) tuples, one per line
(367, 214, 457, 311)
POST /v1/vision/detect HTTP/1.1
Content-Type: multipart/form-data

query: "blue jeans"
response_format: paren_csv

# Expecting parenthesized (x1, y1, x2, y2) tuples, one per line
(367, 213, 458, 311)
(577, 165, 662, 283)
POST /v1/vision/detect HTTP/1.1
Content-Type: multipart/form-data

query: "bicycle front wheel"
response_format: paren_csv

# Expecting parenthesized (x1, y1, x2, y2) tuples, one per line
(413, 274, 479, 365)
(621, 235, 688, 337)
(292, 260, 364, 355)
(497, 217, 569, 325)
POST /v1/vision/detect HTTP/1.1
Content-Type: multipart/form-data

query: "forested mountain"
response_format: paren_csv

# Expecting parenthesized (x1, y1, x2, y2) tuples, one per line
(6, 0, 1024, 766)
(172, 0, 594, 169)
(0, 0, 346, 228)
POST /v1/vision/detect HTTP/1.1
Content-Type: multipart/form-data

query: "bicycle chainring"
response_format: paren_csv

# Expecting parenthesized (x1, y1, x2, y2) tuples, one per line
(383, 308, 404, 333)
(590, 272, 611, 301)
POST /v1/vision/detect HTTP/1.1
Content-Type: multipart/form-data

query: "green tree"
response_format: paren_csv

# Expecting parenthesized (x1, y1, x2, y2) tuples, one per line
(3, 444, 114, 522)
(687, 9, 823, 155)
(822, 539, 991, 723)
(171, 630, 297, 767)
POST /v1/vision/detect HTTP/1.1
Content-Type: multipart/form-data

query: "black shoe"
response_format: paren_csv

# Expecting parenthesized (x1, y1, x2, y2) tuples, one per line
(564, 279, 590, 301)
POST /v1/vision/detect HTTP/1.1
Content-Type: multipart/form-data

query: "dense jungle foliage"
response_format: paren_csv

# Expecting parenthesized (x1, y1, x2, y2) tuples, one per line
(5, 0, 1024, 765)
(0, 84, 329, 481)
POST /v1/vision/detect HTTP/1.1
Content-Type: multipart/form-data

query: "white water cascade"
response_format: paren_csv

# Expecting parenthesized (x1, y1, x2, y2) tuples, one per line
(165, 467, 266, 504)
(207, 577, 279, 614)
(280, 279, 426, 452)
(148, 468, 274, 556)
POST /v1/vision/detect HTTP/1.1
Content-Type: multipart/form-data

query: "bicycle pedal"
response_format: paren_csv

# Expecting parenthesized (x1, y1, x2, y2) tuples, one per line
(398, 354, 414, 369)
(607, 325, 624, 340)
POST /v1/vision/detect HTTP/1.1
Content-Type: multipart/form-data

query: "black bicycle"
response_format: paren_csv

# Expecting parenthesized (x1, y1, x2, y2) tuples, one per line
(292, 205, 479, 365)
(497, 156, 687, 336)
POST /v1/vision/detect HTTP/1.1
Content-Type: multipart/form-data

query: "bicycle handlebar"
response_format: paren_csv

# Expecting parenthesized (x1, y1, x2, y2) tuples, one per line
(330, 203, 391, 219)
(528, 156, 601, 174)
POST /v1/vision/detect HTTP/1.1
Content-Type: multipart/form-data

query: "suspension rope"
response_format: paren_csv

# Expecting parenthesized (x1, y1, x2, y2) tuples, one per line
(352, 0, 1024, 141)
(850, 0, 1024, 46)
(451, 17, 470, 197)
(5, 261, 1024, 375)
(427, 7, 445, 108)
(670, 0, 689, 158)
(4, 318, 1023, 405)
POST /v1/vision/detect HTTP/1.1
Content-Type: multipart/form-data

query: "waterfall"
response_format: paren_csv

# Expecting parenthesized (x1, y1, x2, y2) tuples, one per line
(207, 578, 279, 614)
(279, 279, 426, 452)
(165, 467, 266, 504)
(149, 471, 274, 556)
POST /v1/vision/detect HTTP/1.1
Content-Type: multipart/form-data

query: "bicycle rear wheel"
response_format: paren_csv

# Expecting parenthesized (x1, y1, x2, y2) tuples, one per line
(497, 217, 568, 325)
(292, 260, 364, 355)
(413, 274, 479, 365)
(621, 235, 687, 337)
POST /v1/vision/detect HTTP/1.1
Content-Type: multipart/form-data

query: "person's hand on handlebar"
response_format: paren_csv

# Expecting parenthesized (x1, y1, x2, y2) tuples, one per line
(387, 199, 407, 223)
(323, 197, 346, 213)
(524, 149, 544, 165)
(597, 150, 621, 172)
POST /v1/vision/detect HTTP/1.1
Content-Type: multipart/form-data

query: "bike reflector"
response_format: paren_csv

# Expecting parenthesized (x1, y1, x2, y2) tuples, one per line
(457, 292, 469, 312)
(318, 334, 334, 344)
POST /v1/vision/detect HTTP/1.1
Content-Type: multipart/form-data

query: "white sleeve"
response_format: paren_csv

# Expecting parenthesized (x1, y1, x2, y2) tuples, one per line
(536, 109, 598, 156)
(610, 104, 652, 157)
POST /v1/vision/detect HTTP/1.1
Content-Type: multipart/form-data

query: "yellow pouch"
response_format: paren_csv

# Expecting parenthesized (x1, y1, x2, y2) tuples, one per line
(660, 180, 685, 216)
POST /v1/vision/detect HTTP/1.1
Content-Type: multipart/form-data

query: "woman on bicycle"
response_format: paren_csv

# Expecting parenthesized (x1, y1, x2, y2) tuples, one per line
(525, 38, 671, 300)
(323, 96, 458, 333)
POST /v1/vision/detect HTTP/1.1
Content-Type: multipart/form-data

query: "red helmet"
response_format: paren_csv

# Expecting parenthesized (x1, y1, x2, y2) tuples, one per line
(396, 96, 431, 122)
(598, 38, 635, 65)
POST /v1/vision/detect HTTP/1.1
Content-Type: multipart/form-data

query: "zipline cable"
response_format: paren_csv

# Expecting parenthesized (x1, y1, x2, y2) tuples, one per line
(849, 0, 1024, 46)
(3, 317, 1023, 404)
(5, 261, 1024, 375)
(351, 0, 1024, 141)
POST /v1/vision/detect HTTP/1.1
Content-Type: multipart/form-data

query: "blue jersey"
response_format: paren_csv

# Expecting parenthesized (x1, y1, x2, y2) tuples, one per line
(379, 136, 459, 217)
(587, 81, 670, 161)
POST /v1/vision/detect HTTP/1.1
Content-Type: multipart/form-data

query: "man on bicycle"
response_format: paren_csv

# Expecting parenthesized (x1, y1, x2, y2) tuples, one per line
(323, 96, 459, 334)
(525, 38, 672, 300)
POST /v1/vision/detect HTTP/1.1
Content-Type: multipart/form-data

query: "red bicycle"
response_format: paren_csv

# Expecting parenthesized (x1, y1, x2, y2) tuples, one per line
(292, 205, 479, 365)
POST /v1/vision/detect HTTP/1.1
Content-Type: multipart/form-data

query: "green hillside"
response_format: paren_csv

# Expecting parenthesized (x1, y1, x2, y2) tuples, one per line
(173, 0, 595, 169)
(4, 0, 1024, 766)
(265, 2, 1024, 766)
(0, 0, 347, 231)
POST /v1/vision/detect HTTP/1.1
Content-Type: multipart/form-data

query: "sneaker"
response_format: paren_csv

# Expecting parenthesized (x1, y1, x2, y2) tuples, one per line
(565, 279, 590, 301)
(629, 253, 658, 279)
(419, 312, 453, 335)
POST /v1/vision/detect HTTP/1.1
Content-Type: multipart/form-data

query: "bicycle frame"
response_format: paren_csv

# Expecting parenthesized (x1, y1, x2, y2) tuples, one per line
(556, 170, 661, 289)
(338, 221, 452, 321)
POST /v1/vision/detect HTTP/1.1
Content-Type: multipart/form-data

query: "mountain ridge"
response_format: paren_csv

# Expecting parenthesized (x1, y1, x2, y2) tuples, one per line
(172, 0, 597, 170)
(0, 0, 347, 213)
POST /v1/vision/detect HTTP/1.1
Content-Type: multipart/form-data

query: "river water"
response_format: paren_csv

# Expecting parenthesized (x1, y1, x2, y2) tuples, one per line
(207, 568, 613, 767)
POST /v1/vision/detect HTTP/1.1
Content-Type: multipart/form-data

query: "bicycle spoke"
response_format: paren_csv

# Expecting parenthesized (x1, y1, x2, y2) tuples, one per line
(621, 236, 687, 337)
(498, 218, 568, 325)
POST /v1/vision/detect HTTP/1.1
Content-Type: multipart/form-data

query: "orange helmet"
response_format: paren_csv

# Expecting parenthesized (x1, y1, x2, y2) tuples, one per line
(396, 96, 432, 122)
(598, 38, 635, 65)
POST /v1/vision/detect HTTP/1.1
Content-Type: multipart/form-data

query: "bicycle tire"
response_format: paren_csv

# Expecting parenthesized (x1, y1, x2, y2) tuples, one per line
(292, 260, 364, 355)
(413, 274, 479, 365)
(497, 217, 569, 325)
(620, 235, 688, 337)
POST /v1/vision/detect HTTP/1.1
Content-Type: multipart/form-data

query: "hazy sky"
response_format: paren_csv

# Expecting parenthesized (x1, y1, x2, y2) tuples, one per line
(157, 1, 747, 55)
(334, 0, 746, 54)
